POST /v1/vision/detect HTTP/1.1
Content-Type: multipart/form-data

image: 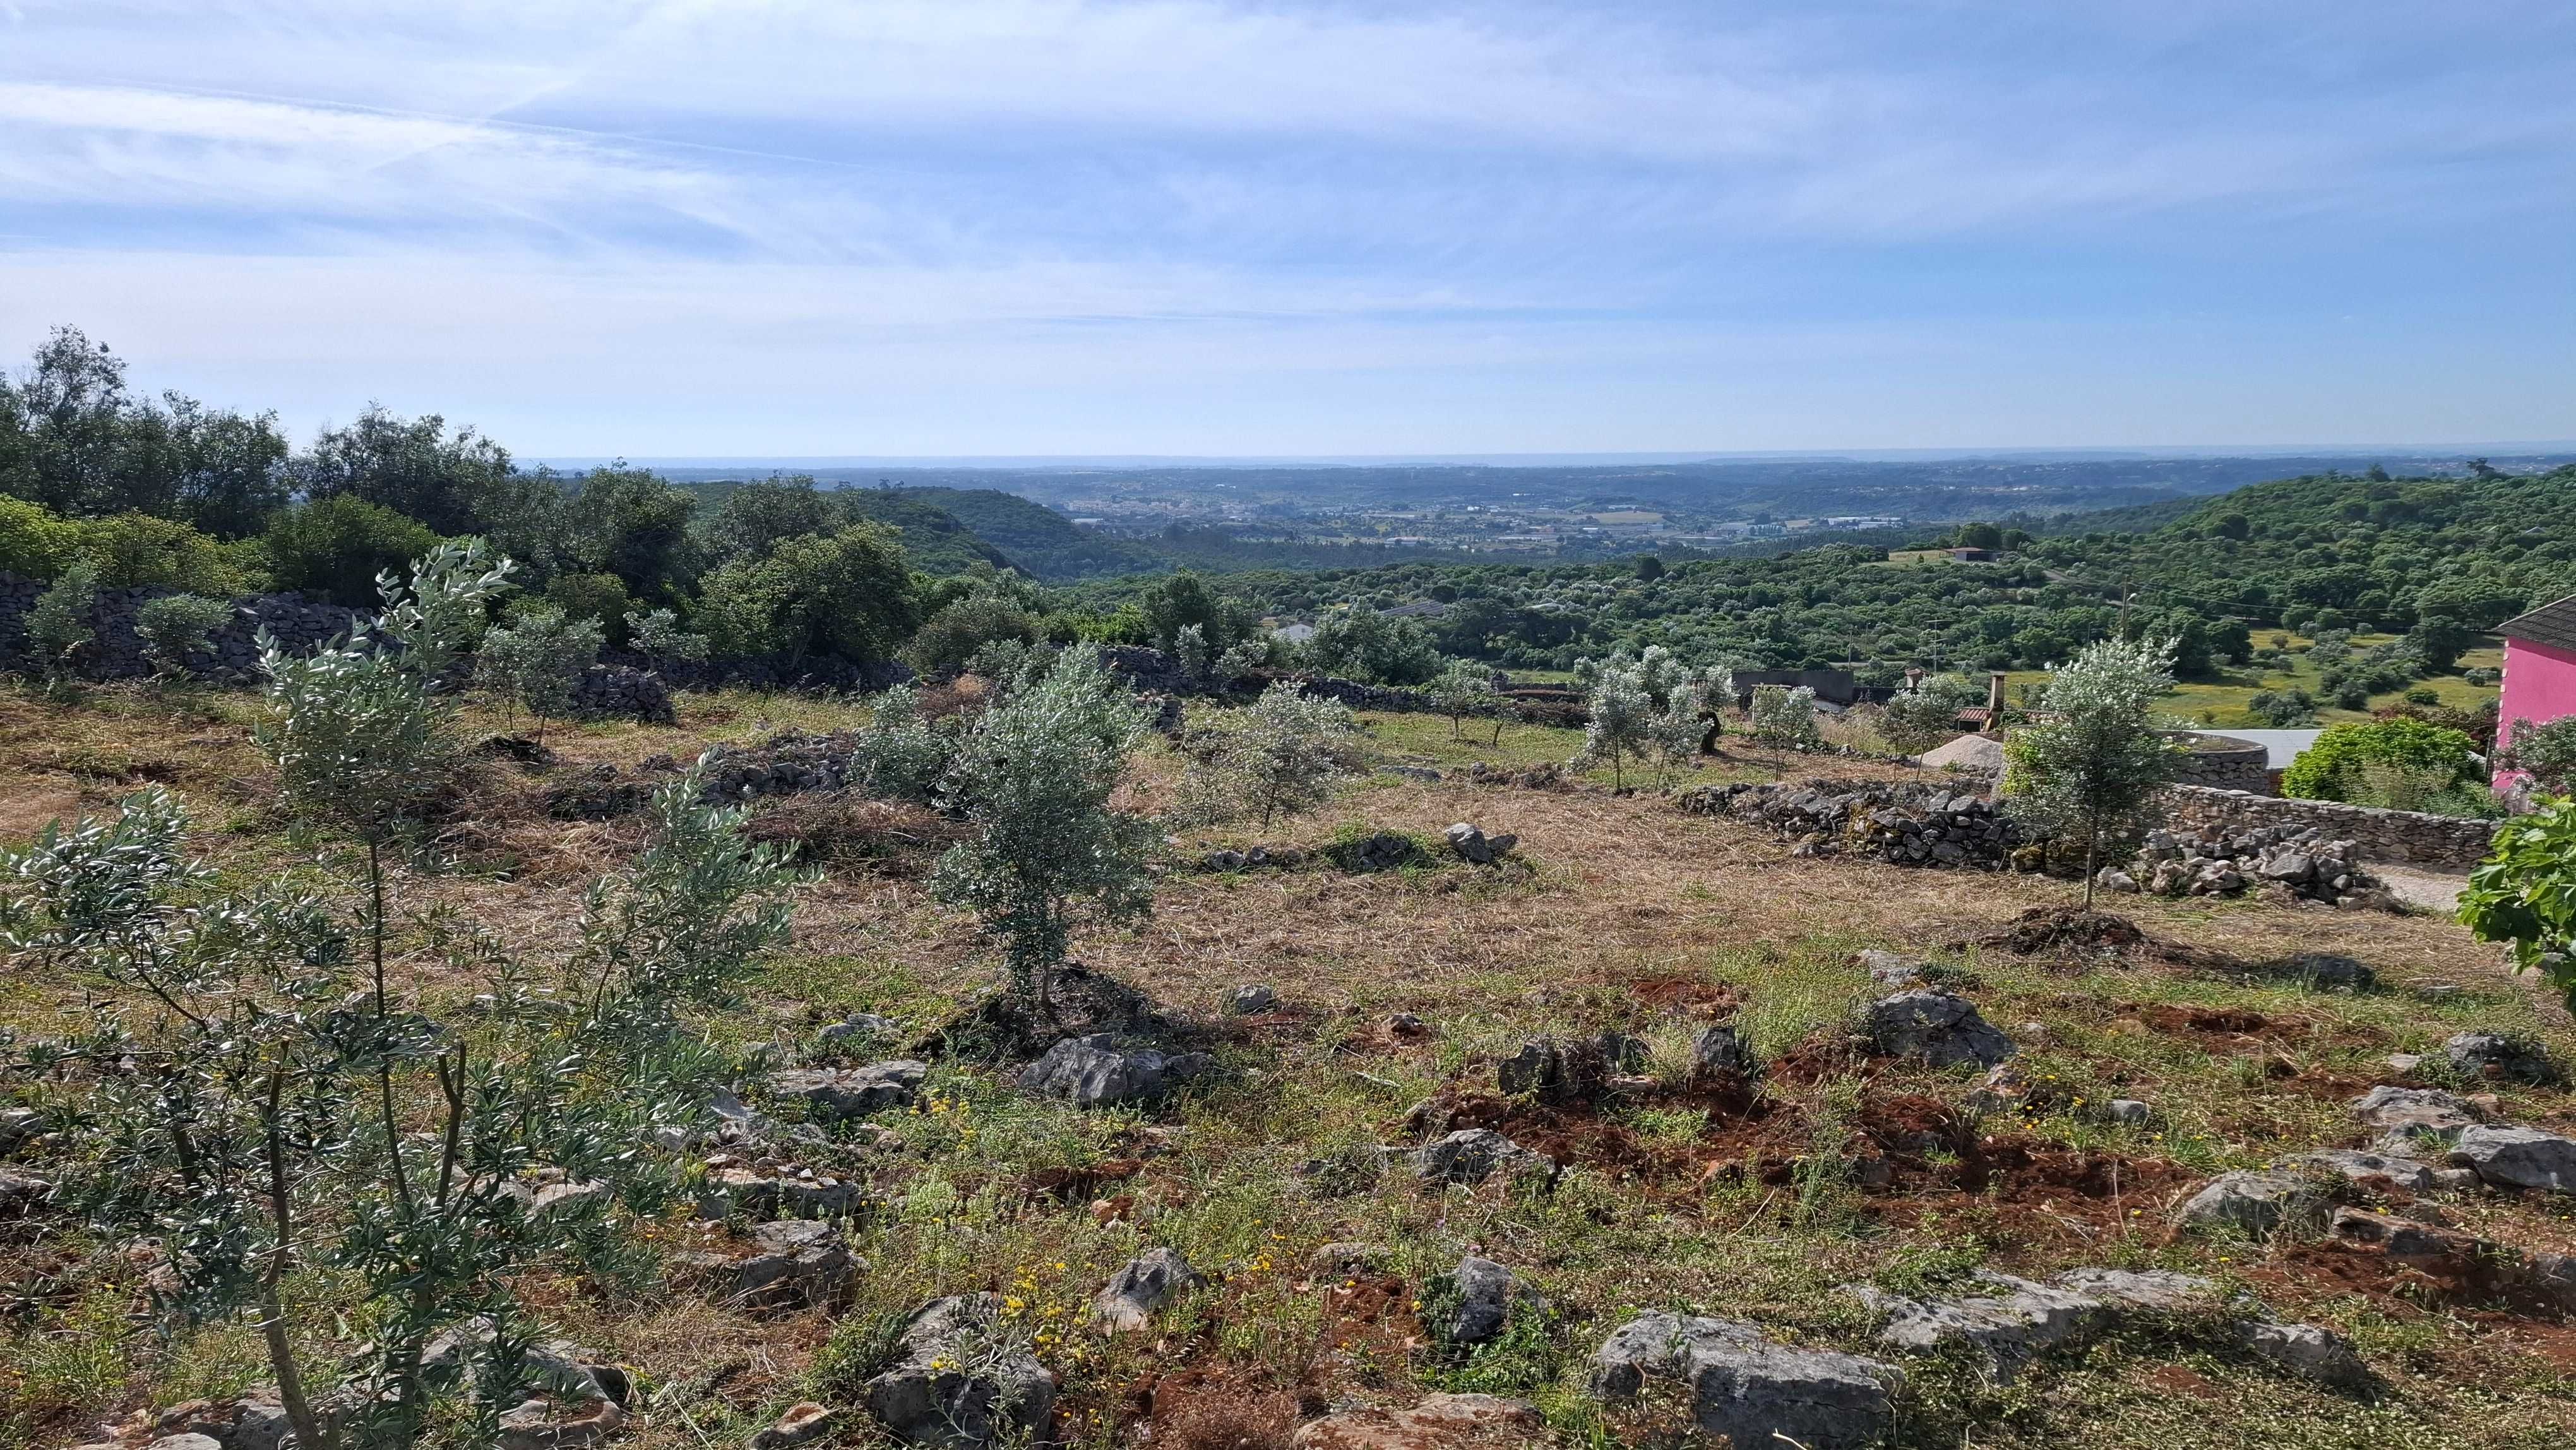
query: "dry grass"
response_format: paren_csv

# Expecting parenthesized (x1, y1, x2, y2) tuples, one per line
(7, 685, 2576, 1449)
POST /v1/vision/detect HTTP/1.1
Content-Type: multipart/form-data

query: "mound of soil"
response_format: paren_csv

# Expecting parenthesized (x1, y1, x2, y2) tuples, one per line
(1972, 905, 2149, 956)
(924, 964, 1188, 1061)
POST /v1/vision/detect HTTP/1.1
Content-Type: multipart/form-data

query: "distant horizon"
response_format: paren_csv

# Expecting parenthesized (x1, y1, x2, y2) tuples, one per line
(528, 445, 2576, 474)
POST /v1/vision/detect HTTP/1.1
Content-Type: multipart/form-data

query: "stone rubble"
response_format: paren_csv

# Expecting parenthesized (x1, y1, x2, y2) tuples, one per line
(1590, 1311, 1901, 1450)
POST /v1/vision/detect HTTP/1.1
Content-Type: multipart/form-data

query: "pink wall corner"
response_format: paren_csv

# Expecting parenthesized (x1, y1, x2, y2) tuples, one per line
(2495, 635, 2576, 788)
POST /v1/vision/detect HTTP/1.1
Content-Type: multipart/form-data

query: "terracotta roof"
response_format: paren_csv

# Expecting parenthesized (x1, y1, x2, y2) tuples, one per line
(2501, 593, 2576, 654)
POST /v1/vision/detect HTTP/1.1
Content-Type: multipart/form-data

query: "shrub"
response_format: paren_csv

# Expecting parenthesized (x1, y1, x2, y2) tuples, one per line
(2003, 637, 2183, 907)
(542, 571, 634, 638)
(0, 493, 81, 577)
(75, 510, 264, 594)
(136, 592, 234, 676)
(2501, 716, 2576, 796)
(698, 524, 921, 663)
(904, 595, 1041, 678)
(931, 647, 1157, 1002)
(2246, 687, 2320, 727)
(1305, 604, 1443, 685)
(2462, 798, 2576, 1008)
(1174, 681, 1367, 827)
(261, 494, 443, 605)
(847, 684, 960, 804)
(1882, 673, 1983, 753)
(2281, 717, 2478, 801)
(625, 606, 711, 666)
(23, 558, 98, 681)
(476, 603, 605, 735)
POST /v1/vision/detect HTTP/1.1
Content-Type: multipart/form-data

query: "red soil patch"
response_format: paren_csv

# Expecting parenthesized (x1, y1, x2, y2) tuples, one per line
(1626, 974, 1742, 1019)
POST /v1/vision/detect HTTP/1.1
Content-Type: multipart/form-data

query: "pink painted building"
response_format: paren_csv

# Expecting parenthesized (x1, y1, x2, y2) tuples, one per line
(2496, 593, 2576, 786)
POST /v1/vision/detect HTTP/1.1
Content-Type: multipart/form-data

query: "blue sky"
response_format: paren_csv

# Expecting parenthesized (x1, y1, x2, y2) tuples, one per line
(2, 1, 2570, 456)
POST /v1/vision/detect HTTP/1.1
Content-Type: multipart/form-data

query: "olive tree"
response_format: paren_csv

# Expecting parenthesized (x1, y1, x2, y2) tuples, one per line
(1174, 680, 1367, 827)
(1881, 673, 1982, 755)
(2002, 635, 2183, 908)
(475, 603, 605, 738)
(136, 592, 234, 679)
(25, 558, 98, 685)
(931, 647, 1158, 1007)
(1572, 649, 1704, 790)
(1427, 661, 1500, 741)
(0, 765, 798, 1449)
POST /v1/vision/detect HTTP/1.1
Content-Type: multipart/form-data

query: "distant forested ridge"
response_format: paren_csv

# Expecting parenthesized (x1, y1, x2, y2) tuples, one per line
(1059, 465, 2576, 675)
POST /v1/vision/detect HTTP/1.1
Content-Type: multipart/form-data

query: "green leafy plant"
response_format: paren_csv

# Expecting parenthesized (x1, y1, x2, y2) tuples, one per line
(1882, 673, 1983, 753)
(846, 683, 960, 805)
(931, 647, 1158, 1007)
(2501, 716, 2576, 796)
(2460, 797, 2576, 1008)
(475, 603, 604, 739)
(0, 764, 797, 1449)
(2003, 636, 2183, 908)
(623, 606, 710, 666)
(1573, 647, 1707, 789)
(2280, 717, 2478, 802)
(1427, 661, 1501, 741)
(1174, 680, 1366, 827)
(136, 592, 235, 678)
(24, 557, 100, 684)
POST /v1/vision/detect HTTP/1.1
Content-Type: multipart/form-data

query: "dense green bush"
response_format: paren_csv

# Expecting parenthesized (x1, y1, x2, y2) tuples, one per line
(697, 524, 921, 663)
(903, 594, 1042, 678)
(1304, 603, 1443, 685)
(261, 495, 443, 605)
(542, 570, 636, 640)
(2280, 717, 2479, 801)
(136, 592, 234, 676)
(0, 493, 81, 577)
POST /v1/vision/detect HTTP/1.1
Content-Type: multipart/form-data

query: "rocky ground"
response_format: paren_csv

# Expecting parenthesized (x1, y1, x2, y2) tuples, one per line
(3, 684, 2573, 1449)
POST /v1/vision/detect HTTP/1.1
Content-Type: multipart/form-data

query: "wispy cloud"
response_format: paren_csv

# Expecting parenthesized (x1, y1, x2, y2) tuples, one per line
(0, 1, 2568, 450)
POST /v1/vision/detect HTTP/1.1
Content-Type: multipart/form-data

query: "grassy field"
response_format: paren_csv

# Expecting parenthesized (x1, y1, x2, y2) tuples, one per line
(1995, 635, 2503, 732)
(4, 681, 2573, 1449)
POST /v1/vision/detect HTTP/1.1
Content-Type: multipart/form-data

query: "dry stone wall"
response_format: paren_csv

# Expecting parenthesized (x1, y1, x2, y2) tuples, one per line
(2161, 786, 2496, 869)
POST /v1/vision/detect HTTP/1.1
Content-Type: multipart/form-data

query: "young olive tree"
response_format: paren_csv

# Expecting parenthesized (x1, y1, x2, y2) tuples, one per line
(0, 768, 798, 1449)
(1748, 684, 1822, 751)
(1881, 673, 1982, 755)
(1427, 661, 1500, 741)
(25, 558, 100, 685)
(2002, 635, 2183, 908)
(931, 647, 1159, 1008)
(846, 683, 959, 804)
(1174, 680, 1367, 827)
(475, 603, 605, 739)
(2460, 798, 2576, 1008)
(136, 592, 235, 680)
(623, 606, 710, 668)
(1571, 650, 1705, 790)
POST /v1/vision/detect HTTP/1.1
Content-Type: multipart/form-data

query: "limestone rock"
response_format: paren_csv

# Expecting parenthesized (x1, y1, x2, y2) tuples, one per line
(2178, 1168, 2335, 1239)
(690, 1219, 856, 1310)
(2349, 1085, 2484, 1150)
(2104, 1099, 2152, 1125)
(1442, 824, 1518, 865)
(1590, 1312, 1899, 1450)
(1226, 984, 1279, 1015)
(2444, 1032, 2558, 1084)
(2299, 1149, 2435, 1194)
(2239, 1321, 2371, 1391)
(2449, 1125, 2576, 1193)
(1689, 1024, 1759, 1082)
(1440, 1255, 1543, 1347)
(1289, 1393, 1547, 1449)
(1309, 1242, 1392, 1281)
(1017, 1034, 1215, 1108)
(1411, 1129, 1554, 1188)
(1863, 990, 2016, 1068)
(1095, 1247, 1205, 1331)
(772, 1061, 927, 1122)
(1854, 949, 1928, 988)
(864, 1295, 1055, 1449)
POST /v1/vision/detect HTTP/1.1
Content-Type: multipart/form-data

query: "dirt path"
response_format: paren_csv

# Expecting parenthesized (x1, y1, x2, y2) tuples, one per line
(2374, 863, 2468, 914)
